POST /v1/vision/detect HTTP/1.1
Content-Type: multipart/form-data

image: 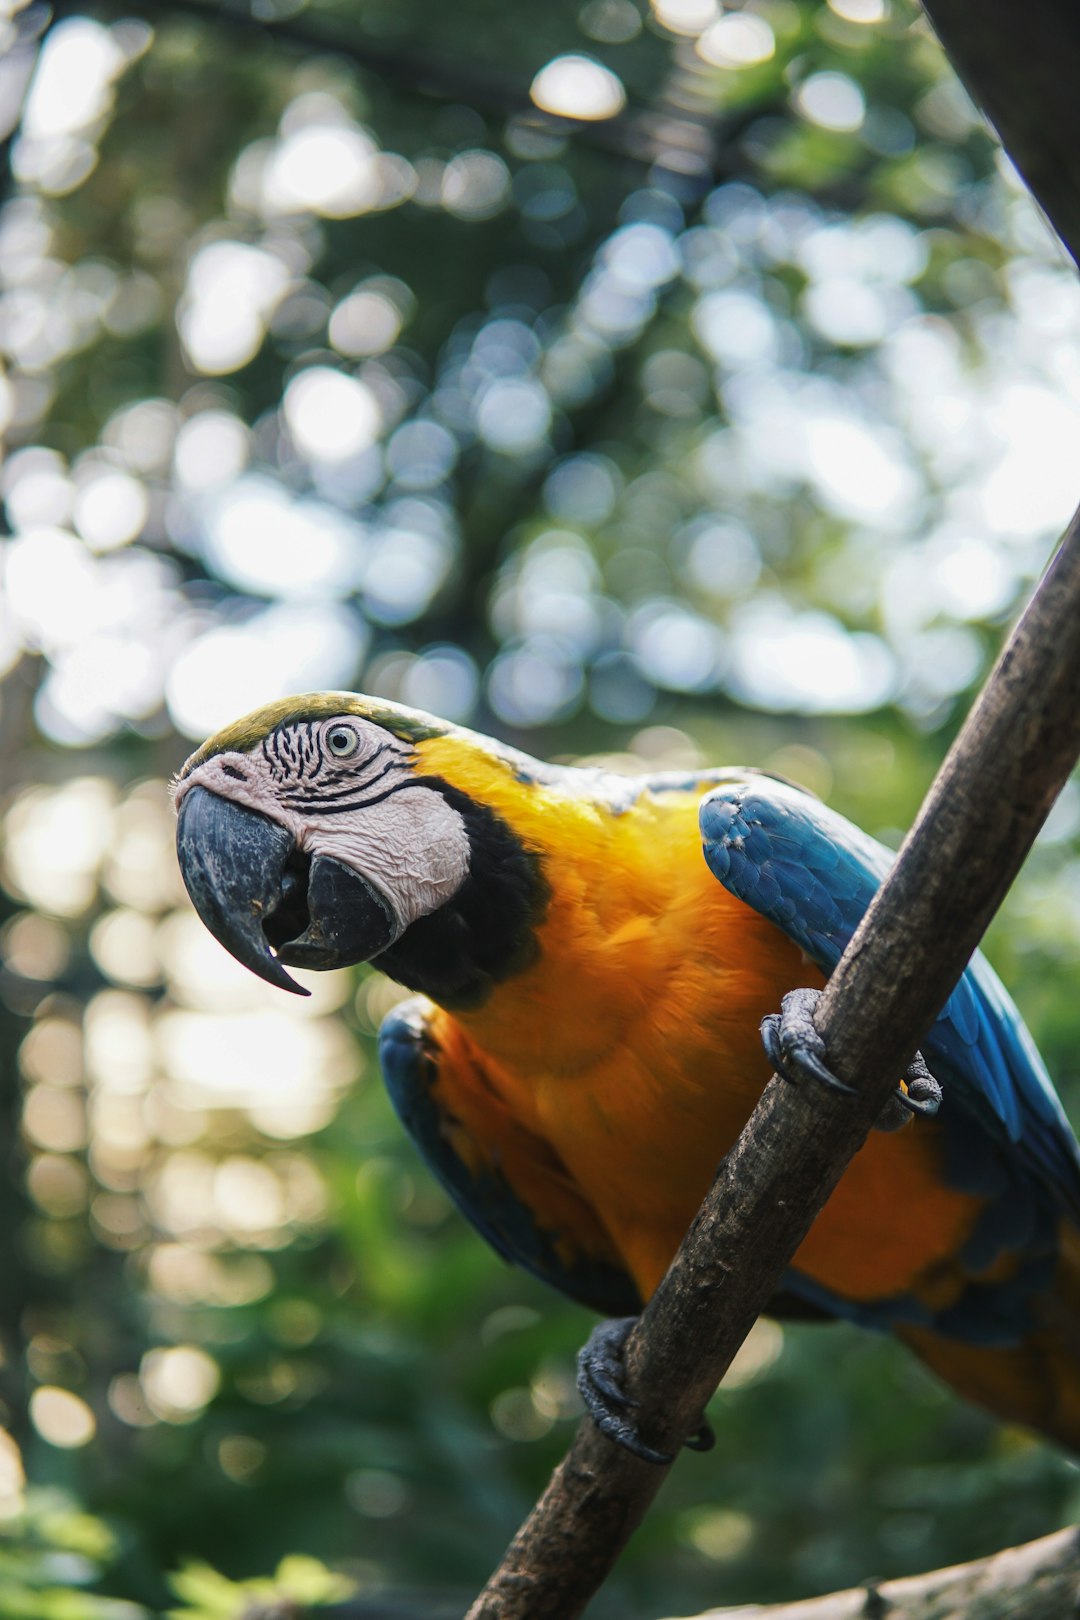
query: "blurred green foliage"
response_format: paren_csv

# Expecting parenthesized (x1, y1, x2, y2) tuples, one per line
(166, 1554, 354, 1618)
(0, 1490, 144, 1618)
(1, 0, 1080, 1616)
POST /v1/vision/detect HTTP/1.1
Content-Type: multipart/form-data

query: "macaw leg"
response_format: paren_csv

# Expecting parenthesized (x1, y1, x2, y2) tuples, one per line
(576, 1316, 715, 1465)
(760, 987, 942, 1132)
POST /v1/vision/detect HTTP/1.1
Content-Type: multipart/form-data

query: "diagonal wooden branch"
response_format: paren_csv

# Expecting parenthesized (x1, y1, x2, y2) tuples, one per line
(462, 4, 1080, 1614)
(464, 517, 1080, 1620)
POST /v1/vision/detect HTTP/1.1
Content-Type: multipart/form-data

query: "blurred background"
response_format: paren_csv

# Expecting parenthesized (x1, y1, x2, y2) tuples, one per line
(0, 0, 1079, 1615)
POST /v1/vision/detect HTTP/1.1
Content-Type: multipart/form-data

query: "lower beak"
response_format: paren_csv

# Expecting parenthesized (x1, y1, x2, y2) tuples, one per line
(175, 786, 397, 994)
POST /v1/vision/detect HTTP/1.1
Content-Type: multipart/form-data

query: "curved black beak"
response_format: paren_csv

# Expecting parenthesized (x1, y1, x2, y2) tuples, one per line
(176, 786, 307, 994)
(176, 785, 398, 995)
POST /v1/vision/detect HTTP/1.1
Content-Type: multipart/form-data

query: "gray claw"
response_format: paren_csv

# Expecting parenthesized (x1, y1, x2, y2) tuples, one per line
(577, 1318, 672, 1465)
(764, 987, 944, 1132)
(761, 987, 856, 1096)
(576, 1319, 717, 1465)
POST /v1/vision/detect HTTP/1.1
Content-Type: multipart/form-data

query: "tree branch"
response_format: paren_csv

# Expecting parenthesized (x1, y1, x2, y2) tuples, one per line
(462, 0, 1080, 1600)
(463, 513, 1080, 1619)
(666, 1525, 1080, 1620)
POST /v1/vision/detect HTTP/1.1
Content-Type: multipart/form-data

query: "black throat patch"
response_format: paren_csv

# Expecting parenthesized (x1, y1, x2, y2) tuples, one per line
(374, 779, 550, 1009)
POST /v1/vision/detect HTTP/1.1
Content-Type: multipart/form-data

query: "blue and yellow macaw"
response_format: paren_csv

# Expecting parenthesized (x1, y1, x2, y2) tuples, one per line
(173, 692, 1080, 1453)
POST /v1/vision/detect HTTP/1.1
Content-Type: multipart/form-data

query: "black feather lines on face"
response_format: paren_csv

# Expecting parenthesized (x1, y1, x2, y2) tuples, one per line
(375, 779, 549, 1010)
(265, 721, 414, 814)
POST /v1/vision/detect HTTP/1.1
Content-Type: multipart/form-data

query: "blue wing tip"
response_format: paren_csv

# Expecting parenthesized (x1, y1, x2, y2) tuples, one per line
(700, 785, 748, 880)
(699, 787, 742, 837)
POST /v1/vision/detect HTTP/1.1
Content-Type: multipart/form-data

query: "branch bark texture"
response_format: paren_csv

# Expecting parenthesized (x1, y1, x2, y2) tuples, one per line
(668, 1525, 1080, 1620)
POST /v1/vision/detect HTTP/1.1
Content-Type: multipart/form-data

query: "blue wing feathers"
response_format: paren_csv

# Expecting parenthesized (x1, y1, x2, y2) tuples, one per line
(700, 779, 1080, 1222)
(942, 979, 981, 1048)
(378, 1009, 520, 1269)
(379, 1001, 640, 1316)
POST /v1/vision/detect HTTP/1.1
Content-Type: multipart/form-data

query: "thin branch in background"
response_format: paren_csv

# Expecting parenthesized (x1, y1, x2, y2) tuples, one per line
(43, 0, 770, 181)
(665, 1525, 1080, 1620)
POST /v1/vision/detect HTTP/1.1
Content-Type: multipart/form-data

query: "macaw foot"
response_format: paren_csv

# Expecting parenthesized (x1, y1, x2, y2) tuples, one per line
(760, 987, 942, 1132)
(577, 1316, 715, 1465)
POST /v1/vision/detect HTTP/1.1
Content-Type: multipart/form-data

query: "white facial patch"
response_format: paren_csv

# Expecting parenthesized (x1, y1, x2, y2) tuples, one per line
(300, 785, 469, 927)
(175, 715, 470, 937)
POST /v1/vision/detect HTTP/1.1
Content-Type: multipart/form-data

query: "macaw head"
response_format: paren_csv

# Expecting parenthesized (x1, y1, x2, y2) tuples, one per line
(173, 693, 545, 1002)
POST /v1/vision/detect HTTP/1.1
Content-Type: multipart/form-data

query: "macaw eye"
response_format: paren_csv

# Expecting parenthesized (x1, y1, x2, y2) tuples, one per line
(325, 724, 360, 759)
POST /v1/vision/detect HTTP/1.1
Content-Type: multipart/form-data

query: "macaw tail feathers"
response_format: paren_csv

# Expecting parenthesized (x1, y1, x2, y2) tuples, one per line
(900, 1222, 1080, 1451)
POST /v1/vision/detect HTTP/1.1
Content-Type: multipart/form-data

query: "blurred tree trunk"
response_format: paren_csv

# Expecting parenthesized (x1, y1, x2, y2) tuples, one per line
(920, 0, 1080, 267)
(0, 655, 46, 1427)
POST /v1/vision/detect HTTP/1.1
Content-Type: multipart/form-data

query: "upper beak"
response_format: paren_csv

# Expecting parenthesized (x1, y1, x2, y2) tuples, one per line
(175, 786, 398, 995)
